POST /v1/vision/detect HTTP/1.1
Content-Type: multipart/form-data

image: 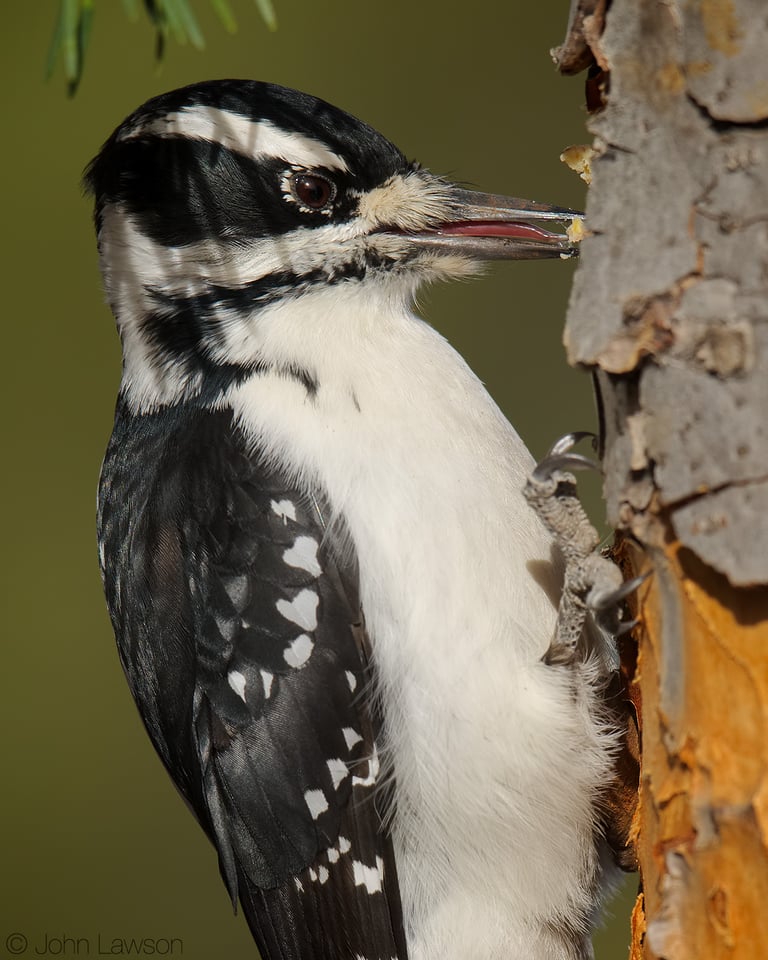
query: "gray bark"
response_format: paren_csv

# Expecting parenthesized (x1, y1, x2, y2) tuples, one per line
(554, 2, 768, 956)
(565, 0, 768, 587)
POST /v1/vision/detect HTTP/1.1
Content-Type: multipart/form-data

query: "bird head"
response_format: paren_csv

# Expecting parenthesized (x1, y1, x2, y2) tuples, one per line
(85, 80, 580, 410)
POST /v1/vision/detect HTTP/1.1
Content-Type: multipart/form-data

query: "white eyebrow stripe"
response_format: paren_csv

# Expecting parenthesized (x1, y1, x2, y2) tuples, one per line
(123, 106, 350, 172)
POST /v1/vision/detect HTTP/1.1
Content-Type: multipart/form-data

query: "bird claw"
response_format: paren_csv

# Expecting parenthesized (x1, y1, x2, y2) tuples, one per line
(590, 572, 651, 612)
(616, 617, 640, 638)
(531, 431, 600, 482)
(523, 433, 645, 669)
(546, 431, 598, 458)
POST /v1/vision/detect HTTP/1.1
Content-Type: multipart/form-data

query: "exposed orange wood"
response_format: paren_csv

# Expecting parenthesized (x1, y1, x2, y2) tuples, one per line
(621, 528, 768, 958)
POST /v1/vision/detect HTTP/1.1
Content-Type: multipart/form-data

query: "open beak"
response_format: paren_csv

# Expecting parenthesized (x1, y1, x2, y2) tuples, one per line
(407, 187, 583, 260)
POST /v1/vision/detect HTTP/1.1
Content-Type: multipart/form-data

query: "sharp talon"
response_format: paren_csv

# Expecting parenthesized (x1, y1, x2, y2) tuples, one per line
(591, 572, 651, 610)
(533, 432, 601, 480)
(527, 429, 650, 668)
(546, 431, 598, 459)
(532, 451, 600, 481)
(616, 571, 652, 600)
(616, 618, 639, 637)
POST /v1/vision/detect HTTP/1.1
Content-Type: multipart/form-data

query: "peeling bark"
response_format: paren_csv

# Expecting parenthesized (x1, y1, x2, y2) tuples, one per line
(555, 1, 768, 956)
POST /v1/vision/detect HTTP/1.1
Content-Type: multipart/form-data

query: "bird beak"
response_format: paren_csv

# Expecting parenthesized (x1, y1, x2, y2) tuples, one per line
(408, 187, 583, 261)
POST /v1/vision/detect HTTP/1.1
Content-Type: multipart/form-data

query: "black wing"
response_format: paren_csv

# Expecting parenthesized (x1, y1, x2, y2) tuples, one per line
(98, 400, 407, 960)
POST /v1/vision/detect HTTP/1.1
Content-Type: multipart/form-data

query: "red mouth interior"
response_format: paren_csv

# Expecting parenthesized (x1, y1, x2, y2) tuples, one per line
(437, 220, 564, 241)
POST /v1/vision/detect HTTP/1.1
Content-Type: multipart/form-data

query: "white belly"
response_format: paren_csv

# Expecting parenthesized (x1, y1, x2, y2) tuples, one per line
(229, 297, 612, 959)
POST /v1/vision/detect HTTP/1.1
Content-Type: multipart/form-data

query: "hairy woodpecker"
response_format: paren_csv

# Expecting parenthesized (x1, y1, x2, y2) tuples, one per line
(88, 80, 619, 960)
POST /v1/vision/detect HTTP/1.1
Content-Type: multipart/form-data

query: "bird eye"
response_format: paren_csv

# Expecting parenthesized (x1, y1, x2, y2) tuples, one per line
(291, 173, 335, 211)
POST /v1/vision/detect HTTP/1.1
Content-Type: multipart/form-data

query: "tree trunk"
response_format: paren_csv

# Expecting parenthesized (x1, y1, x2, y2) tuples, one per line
(553, 1, 768, 957)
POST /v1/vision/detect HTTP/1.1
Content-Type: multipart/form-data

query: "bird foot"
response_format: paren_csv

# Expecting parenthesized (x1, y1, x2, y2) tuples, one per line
(523, 433, 642, 667)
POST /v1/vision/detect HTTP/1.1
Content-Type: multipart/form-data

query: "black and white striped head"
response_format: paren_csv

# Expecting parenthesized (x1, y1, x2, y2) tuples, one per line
(86, 80, 579, 410)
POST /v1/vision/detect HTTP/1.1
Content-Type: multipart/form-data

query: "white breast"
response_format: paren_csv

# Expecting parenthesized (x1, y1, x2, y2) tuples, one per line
(227, 282, 613, 960)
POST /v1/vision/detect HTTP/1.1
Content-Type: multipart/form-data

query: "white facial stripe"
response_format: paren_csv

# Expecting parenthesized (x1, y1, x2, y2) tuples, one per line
(124, 106, 350, 172)
(98, 168, 461, 413)
(103, 209, 367, 300)
(99, 170, 445, 319)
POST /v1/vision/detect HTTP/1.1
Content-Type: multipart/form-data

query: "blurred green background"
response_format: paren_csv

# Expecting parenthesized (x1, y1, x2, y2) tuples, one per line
(1, 3, 634, 957)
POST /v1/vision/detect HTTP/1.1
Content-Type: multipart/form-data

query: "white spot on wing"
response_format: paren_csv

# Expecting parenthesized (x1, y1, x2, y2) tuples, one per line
(346, 671, 357, 692)
(317, 865, 329, 884)
(327, 758, 348, 789)
(353, 744, 380, 788)
(327, 847, 339, 864)
(276, 589, 318, 630)
(338, 836, 351, 854)
(304, 789, 328, 820)
(271, 499, 296, 523)
(342, 727, 363, 750)
(283, 634, 314, 668)
(283, 536, 322, 576)
(352, 859, 382, 894)
(227, 670, 247, 703)
(260, 669, 274, 698)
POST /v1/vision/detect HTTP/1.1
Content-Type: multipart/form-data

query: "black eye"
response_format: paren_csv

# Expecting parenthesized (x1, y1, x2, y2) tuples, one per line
(291, 173, 335, 211)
